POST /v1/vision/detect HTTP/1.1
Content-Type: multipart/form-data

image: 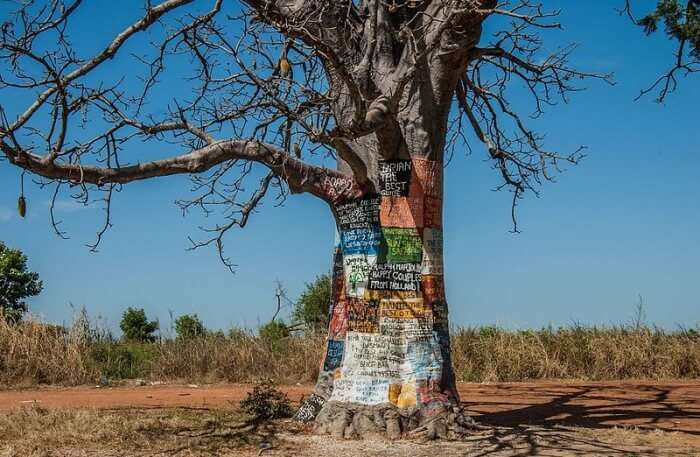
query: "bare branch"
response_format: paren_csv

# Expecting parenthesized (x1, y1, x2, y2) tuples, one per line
(1, 138, 355, 204)
(449, 2, 613, 230)
(0, 0, 616, 259)
(621, 0, 700, 102)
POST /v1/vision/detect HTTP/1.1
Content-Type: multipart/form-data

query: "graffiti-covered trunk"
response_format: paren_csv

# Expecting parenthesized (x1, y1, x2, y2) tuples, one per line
(294, 155, 471, 439)
(286, 21, 476, 434)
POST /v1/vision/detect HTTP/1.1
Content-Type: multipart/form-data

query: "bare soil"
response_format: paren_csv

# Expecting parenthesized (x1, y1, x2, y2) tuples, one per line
(1, 380, 699, 456)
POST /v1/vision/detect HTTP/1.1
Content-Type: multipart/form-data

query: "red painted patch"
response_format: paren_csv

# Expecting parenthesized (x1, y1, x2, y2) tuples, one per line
(421, 275, 446, 303)
(380, 196, 424, 228)
(423, 196, 442, 228)
(410, 158, 443, 199)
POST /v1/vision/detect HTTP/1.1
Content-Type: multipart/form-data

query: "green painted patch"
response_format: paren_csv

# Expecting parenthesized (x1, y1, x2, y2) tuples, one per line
(381, 227, 422, 263)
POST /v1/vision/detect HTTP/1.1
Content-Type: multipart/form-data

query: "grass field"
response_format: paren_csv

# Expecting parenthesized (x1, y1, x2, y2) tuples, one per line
(2, 312, 700, 456)
(2, 404, 699, 456)
(1, 313, 699, 388)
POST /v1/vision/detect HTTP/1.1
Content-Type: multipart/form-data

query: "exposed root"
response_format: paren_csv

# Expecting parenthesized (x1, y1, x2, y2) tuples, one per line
(310, 400, 483, 441)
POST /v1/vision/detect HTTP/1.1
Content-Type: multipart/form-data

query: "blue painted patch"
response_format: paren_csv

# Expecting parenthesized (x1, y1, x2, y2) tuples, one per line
(323, 339, 345, 371)
(340, 227, 383, 256)
(406, 339, 443, 379)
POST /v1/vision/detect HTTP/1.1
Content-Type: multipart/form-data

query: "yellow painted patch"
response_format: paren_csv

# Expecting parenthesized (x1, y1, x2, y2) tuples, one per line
(389, 384, 401, 405)
(379, 298, 428, 320)
(389, 383, 417, 408)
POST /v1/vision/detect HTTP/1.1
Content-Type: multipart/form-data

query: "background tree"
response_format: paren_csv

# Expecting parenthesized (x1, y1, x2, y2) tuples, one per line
(0, 241, 42, 322)
(0, 0, 613, 440)
(120, 307, 159, 343)
(292, 274, 331, 334)
(623, 0, 700, 101)
(174, 313, 206, 339)
(258, 319, 290, 348)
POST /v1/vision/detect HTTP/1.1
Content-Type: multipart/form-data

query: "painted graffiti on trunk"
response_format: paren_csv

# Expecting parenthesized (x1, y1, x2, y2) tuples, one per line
(380, 196, 424, 228)
(316, 157, 455, 408)
(336, 196, 380, 230)
(421, 228, 443, 275)
(368, 263, 421, 292)
(378, 160, 412, 197)
(382, 227, 423, 263)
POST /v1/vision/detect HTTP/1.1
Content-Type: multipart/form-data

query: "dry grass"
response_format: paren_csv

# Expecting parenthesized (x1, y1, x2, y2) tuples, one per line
(0, 317, 93, 387)
(0, 406, 280, 456)
(0, 315, 326, 387)
(152, 330, 324, 384)
(2, 407, 698, 457)
(580, 424, 686, 448)
(450, 325, 700, 382)
(1, 314, 699, 388)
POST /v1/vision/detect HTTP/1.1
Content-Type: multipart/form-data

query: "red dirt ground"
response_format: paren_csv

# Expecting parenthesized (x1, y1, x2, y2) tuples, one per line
(2, 381, 699, 436)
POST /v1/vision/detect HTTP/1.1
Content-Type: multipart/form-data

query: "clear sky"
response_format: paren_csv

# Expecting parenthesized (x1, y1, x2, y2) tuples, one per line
(0, 1, 698, 333)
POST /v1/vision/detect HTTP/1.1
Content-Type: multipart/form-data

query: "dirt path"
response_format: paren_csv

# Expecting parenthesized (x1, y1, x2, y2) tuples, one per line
(2, 381, 700, 456)
(2, 380, 700, 438)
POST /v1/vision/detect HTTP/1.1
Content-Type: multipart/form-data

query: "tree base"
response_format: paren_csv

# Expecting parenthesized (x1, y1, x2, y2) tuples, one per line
(296, 397, 480, 441)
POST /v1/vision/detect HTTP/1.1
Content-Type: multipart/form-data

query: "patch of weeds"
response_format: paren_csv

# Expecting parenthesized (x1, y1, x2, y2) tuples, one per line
(240, 378, 292, 420)
(88, 342, 157, 380)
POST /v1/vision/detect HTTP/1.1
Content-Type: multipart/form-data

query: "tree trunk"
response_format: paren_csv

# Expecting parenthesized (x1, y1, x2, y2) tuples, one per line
(294, 154, 472, 439)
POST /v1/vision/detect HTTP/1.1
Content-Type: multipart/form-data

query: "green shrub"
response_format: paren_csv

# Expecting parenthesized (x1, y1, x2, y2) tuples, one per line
(258, 320, 289, 343)
(88, 342, 158, 380)
(292, 274, 331, 334)
(120, 308, 158, 343)
(239, 379, 291, 420)
(174, 314, 206, 339)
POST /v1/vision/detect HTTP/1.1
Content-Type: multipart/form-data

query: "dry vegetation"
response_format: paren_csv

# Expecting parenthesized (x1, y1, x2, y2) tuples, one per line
(1, 314, 699, 388)
(2, 406, 698, 457)
(0, 406, 283, 457)
(451, 324, 700, 382)
(0, 315, 324, 387)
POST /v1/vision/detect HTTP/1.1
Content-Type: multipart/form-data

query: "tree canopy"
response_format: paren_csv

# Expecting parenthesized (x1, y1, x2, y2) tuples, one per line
(0, 241, 43, 322)
(120, 307, 159, 342)
(0, 0, 614, 266)
(0, 1, 693, 267)
(174, 313, 206, 339)
(624, 0, 700, 101)
(292, 274, 331, 333)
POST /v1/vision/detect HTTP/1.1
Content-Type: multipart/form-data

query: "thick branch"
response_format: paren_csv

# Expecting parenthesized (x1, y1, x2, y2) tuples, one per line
(1, 138, 354, 204)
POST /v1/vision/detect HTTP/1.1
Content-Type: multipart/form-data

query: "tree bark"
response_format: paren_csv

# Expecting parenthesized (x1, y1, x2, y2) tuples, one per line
(294, 140, 473, 439)
(284, 16, 482, 433)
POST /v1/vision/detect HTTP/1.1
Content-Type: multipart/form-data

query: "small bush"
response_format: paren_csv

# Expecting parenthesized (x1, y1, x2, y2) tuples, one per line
(175, 314, 206, 340)
(258, 320, 289, 343)
(239, 379, 292, 420)
(120, 308, 158, 343)
(88, 342, 157, 380)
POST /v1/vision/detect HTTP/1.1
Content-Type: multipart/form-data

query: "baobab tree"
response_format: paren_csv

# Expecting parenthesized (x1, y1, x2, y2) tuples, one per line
(1, 0, 610, 440)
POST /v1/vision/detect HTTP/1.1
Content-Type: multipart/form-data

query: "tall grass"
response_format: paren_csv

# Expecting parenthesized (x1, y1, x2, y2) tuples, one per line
(152, 329, 323, 383)
(0, 316, 92, 386)
(1, 313, 698, 388)
(450, 324, 700, 382)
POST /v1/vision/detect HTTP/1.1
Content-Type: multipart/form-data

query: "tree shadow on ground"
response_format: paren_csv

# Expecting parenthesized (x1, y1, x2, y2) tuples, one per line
(464, 383, 700, 436)
(458, 425, 685, 457)
(103, 407, 295, 455)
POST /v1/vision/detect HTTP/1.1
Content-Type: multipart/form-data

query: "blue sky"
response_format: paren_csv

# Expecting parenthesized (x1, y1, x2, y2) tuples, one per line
(0, 1, 698, 333)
